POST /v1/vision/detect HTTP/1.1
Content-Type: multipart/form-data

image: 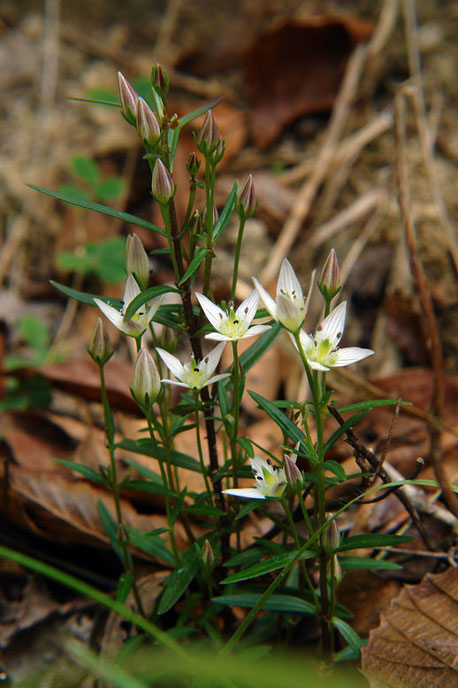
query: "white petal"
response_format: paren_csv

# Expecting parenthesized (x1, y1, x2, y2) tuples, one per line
(161, 379, 190, 388)
(222, 487, 266, 499)
(204, 332, 232, 341)
(201, 342, 226, 377)
(195, 292, 227, 331)
(124, 273, 141, 305)
(278, 258, 303, 300)
(252, 277, 277, 320)
(94, 299, 125, 330)
(146, 295, 164, 324)
(304, 269, 316, 320)
(307, 358, 331, 372)
(250, 456, 269, 475)
(299, 329, 313, 350)
(156, 348, 184, 379)
(205, 373, 231, 386)
(331, 346, 374, 367)
(235, 290, 258, 325)
(240, 324, 271, 339)
(318, 301, 346, 346)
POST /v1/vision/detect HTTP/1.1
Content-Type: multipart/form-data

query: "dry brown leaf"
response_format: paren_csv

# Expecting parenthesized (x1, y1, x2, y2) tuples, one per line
(243, 16, 374, 149)
(361, 567, 458, 688)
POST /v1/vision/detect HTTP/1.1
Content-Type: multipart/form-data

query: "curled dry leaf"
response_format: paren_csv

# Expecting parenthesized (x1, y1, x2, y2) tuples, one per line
(361, 567, 458, 688)
(243, 16, 374, 148)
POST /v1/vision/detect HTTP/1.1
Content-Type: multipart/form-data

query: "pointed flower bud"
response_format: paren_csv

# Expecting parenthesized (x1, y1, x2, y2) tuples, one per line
(136, 97, 160, 148)
(318, 248, 341, 301)
(322, 514, 340, 554)
(238, 174, 257, 218)
(126, 234, 150, 290)
(117, 72, 139, 125)
(88, 318, 113, 365)
(186, 152, 201, 177)
(151, 159, 174, 205)
(201, 539, 215, 569)
(151, 64, 169, 97)
(132, 348, 161, 408)
(196, 111, 222, 155)
(284, 452, 302, 488)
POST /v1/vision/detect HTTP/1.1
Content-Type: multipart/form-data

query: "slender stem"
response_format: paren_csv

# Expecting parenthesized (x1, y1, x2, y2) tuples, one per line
(231, 216, 246, 300)
(194, 390, 214, 502)
(98, 363, 144, 615)
(230, 340, 241, 488)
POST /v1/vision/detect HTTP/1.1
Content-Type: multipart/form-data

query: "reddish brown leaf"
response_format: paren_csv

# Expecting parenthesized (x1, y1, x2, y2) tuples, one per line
(243, 16, 374, 149)
(361, 567, 458, 688)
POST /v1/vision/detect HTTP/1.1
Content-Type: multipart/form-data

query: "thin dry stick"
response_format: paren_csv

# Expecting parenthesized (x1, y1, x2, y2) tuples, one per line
(402, 0, 458, 276)
(395, 93, 458, 519)
(309, 189, 384, 249)
(280, 109, 393, 187)
(261, 43, 368, 284)
(339, 211, 382, 288)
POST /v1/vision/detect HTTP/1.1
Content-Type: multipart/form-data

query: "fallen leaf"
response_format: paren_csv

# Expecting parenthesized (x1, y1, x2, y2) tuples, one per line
(361, 567, 458, 687)
(243, 16, 374, 148)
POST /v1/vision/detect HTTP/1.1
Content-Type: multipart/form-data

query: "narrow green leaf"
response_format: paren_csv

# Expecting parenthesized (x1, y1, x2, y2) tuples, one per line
(212, 593, 316, 615)
(67, 96, 120, 107)
(323, 411, 367, 454)
(170, 488, 187, 527)
(28, 184, 165, 235)
(248, 391, 304, 445)
(337, 533, 414, 552)
(124, 285, 179, 320)
(212, 182, 238, 242)
(323, 460, 346, 482)
(337, 399, 411, 413)
(54, 458, 103, 484)
(157, 547, 200, 615)
(126, 526, 174, 565)
(221, 550, 313, 584)
(116, 571, 134, 604)
(239, 322, 281, 373)
(339, 557, 402, 571)
(236, 437, 254, 458)
(119, 439, 202, 473)
(332, 617, 364, 653)
(51, 280, 121, 307)
(178, 248, 209, 286)
(98, 501, 123, 562)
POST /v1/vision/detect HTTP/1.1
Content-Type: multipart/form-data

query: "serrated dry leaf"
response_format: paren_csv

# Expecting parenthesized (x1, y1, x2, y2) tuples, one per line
(361, 567, 458, 688)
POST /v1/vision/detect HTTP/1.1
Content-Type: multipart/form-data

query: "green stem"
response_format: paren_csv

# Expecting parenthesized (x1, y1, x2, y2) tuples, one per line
(98, 362, 144, 615)
(231, 216, 246, 300)
(194, 390, 214, 503)
(230, 340, 241, 488)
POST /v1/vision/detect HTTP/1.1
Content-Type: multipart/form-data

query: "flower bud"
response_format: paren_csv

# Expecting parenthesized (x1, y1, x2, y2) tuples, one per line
(238, 174, 256, 218)
(201, 539, 215, 569)
(186, 152, 201, 177)
(126, 234, 150, 290)
(151, 64, 169, 97)
(132, 348, 161, 408)
(322, 514, 340, 554)
(117, 72, 138, 125)
(318, 249, 341, 301)
(196, 111, 222, 155)
(284, 453, 302, 488)
(151, 159, 174, 205)
(88, 318, 113, 365)
(136, 97, 160, 148)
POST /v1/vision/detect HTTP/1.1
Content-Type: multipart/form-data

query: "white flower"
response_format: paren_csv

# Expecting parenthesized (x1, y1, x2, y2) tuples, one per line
(253, 258, 314, 333)
(94, 274, 163, 338)
(223, 456, 293, 500)
(299, 301, 374, 371)
(156, 342, 230, 390)
(195, 291, 271, 342)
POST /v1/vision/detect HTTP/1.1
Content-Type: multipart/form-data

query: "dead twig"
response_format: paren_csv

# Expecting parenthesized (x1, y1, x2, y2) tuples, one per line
(327, 403, 434, 549)
(395, 92, 458, 519)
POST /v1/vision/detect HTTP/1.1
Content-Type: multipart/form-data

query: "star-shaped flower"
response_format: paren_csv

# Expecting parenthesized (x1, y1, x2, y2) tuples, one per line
(253, 258, 313, 333)
(195, 290, 270, 342)
(223, 455, 295, 500)
(156, 342, 230, 390)
(299, 301, 374, 371)
(94, 274, 163, 338)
